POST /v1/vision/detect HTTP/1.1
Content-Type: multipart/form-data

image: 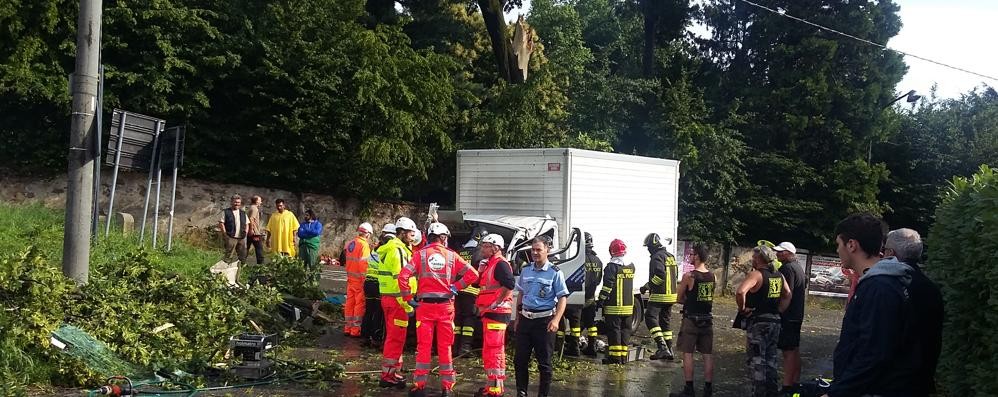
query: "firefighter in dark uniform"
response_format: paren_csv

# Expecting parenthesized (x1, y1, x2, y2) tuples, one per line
(455, 228, 488, 357)
(580, 232, 604, 357)
(559, 233, 603, 356)
(642, 232, 678, 360)
(598, 239, 635, 364)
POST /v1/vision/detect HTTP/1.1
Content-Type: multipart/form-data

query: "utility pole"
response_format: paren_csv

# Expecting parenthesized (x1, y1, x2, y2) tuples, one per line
(63, 0, 103, 284)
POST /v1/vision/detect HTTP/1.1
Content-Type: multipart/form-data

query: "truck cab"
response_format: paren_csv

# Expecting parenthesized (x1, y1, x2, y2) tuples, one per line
(442, 212, 645, 329)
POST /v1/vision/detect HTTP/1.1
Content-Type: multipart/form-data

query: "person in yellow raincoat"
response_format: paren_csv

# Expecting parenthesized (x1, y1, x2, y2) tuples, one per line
(266, 198, 300, 257)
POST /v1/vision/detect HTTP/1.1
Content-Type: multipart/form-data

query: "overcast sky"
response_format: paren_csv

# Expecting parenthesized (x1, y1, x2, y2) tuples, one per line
(506, 0, 997, 99)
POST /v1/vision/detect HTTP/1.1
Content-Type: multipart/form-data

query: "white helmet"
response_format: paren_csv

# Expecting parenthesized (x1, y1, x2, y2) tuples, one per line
(481, 234, 505, 249)
(427, 222, 450, 236)
(413, 230, 423, 244)
(395, 217, 418, 232)
(382, 223, 396, 234)
(358, 222, 373, 234)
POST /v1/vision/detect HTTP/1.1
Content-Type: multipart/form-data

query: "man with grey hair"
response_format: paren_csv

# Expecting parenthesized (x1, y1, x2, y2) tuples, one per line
(884, 228, 923, 265)
(218, 194, 248, 264)
(884, 228, 944, 396)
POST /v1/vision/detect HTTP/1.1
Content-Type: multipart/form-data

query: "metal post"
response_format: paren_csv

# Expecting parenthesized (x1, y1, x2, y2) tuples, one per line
(105, 111, 126, 236)
(63, 0, 103, 285)
(166, 128, 180, 251)
(138, 120, 161, 244)
(152, 126, 163, 248)
(91, 65, 104, 241)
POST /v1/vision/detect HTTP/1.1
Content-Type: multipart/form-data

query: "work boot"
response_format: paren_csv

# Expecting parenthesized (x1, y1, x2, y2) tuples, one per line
(379, 377, 407, 389)
(439, 388, 453, 397)
(651, 340, 675, 360)
(453, 335, 467, 359)
(581, 339, 597, 357)
(564, 339, 581, 357)
(702, 383, 712, 397)
(516, 390, 528, 397)
(408, 387, 427, 397)
(601, 356, 622, 365)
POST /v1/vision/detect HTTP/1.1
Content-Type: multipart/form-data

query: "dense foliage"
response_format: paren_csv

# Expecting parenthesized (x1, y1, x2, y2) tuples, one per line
(2, 0, 996, 247)
(0, 205, 292, 390)
(927, 165, 998, 396)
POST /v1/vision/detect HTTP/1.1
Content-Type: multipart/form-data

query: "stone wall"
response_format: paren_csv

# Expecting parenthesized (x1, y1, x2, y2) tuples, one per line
(0, 171, 428, 258)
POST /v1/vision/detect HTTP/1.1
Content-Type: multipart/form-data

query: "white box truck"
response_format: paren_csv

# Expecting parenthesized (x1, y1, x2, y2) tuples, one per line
(444, 148, 681, 326)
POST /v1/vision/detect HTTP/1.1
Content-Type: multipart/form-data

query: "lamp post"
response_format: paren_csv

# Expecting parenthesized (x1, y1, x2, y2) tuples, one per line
(869, 90, 921, 163)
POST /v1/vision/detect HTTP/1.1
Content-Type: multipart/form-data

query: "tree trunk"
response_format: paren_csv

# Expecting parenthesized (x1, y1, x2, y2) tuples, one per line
(478, 0, 514, 82)
(477, 0, 532, 84)
(641, 0, 656, 78)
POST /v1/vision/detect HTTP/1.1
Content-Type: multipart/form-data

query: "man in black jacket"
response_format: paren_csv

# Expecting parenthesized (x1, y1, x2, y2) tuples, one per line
(824, 215, 940, 397)
(883, 228, 943, 396)
(580, 232, 604, 357)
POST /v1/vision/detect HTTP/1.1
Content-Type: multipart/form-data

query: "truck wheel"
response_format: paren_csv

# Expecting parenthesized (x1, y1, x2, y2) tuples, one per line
(630, 295, 644, 331)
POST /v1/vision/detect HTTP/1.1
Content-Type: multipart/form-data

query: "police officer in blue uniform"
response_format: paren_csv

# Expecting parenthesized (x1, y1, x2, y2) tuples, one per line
(513, 236, 569, 397)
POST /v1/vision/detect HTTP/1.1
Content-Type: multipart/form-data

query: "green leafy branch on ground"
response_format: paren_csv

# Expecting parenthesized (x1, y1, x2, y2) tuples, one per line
(0, 204, 335, 392)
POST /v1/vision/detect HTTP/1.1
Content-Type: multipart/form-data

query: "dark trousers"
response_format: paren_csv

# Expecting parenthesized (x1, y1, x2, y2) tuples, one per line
(645, 302, 674, 342)
(515, 315, 555, 396)
(361, 279, 384, 342)
(247, 235, 265, 264)
(581, 304, 599, 338)
(560, 306, 581, 352)
(605, 315, 633, 360)
(454, 292, 480, 348)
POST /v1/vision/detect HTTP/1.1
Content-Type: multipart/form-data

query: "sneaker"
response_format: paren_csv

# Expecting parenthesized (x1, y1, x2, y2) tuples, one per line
(475, 387, 504, 397)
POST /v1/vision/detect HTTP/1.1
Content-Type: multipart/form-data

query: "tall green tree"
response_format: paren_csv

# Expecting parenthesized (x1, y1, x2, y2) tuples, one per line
(879, 87, 998, 233)
(700, 0, 907, 246)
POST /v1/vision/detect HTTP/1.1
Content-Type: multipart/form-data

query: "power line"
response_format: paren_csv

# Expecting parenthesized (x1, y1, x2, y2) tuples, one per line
(738, 0, 998, 83)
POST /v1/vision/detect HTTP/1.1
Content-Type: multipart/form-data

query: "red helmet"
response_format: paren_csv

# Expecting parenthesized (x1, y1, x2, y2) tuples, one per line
(609, 239, 627, 257)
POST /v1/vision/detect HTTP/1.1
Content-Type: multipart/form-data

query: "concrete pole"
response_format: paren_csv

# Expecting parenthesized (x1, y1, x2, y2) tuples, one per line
(63, 0, 103, 285)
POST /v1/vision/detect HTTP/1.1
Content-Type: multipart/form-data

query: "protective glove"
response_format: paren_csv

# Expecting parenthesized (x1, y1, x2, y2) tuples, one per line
(639, 285, 649, 295)
(408, 299, 419, 309)
(584, 298, 596, 308)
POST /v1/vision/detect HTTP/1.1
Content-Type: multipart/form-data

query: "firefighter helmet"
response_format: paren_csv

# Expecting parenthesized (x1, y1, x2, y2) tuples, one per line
(609, 239, 627, 257)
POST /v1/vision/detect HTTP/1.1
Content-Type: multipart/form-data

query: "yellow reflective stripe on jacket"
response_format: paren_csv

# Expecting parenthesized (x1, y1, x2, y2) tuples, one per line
(605, 306, 634, 315)
(376, 237, 411, 294)
(486, 322, 507, 331)
(461, 286, 480, 295)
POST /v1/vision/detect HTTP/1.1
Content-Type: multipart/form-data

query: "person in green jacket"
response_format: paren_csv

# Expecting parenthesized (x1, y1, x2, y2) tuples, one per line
(297, 209, 323, 272)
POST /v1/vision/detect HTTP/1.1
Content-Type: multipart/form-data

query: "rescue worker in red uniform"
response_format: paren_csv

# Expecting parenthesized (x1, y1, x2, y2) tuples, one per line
(378, 217, 419, 388)
(399, 222, 479, 397)
(473, 234, 516, 397)
(343, 222, 373, 336)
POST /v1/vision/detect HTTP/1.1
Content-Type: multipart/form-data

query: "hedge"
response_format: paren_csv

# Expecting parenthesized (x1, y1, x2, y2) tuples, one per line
(927, 165, 998, 396)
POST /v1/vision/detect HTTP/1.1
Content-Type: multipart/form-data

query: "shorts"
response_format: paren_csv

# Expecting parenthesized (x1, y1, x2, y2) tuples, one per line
(677, 317, 713, 354)
(778, 321, 802, 350)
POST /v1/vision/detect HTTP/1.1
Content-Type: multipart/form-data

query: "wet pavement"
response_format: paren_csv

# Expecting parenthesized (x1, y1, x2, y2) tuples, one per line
(243, 268, 845, 397)
(47, 268, 844, 396)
